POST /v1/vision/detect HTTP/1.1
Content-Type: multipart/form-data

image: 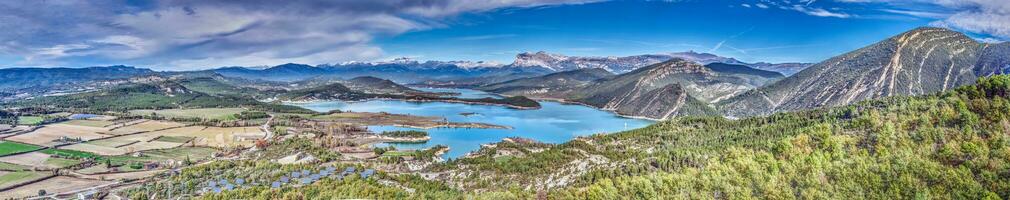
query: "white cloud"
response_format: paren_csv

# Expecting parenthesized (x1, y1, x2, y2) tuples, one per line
(756, 3, 770, 8)
(455, 34, 519, 41)
(879, 9, 951, 18)
(788, 5, 852, 18)
(0, 0, 599, 69)
(835, 0, 1010, 39)
(931, 11, 1010, 38)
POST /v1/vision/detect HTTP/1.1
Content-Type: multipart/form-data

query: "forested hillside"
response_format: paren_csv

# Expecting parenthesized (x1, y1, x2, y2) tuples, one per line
(132, 75, 1010, 199)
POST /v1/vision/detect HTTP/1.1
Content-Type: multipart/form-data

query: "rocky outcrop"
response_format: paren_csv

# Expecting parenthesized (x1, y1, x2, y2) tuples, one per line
(720, 27, 1010, 117)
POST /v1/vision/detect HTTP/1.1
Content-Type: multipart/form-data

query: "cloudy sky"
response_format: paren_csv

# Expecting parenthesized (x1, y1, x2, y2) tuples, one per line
(0, 0, 1006, 70)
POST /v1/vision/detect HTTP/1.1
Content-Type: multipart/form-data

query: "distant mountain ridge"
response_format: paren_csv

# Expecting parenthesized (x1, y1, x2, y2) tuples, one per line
(212, 60, 551, 83)
(0, 65, 155, 90)
(720, 27, 1010, 117)
(509, 51, 811, 75)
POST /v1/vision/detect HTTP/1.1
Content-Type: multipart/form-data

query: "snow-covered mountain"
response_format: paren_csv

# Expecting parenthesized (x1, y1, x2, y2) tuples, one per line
(509, 51, 810, 75)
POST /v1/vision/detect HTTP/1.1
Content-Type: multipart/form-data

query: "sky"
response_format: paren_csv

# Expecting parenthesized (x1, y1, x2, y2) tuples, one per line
(0, 0, 1007, 70)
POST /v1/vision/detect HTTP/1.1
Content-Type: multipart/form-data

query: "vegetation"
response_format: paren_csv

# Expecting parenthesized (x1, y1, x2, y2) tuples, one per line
(16, 116, 43, 125)
(75, 75, 1010, 199)
(2, 81, 315, 116)
(126, 160, 464, 199)
(0, 171, 48, 187)
(234, 111, 269, 120)
(421, 75, 1010, 199)
(257, 138, 341, 162)
(379, 130, 428, 138)
(0, 141, 42, 156)
(279, 82, 541, 108)
(0, 162, 28, 171)
(40, 148, 102, 160)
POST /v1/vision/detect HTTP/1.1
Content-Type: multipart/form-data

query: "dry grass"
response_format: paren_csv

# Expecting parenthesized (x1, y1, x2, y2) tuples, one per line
(0, 152, 81, 169)
(130, 108, 246, 120)
(61, 143, 128, 155)
(129, 126, 265, 148)
(61, 120, 114, 128)
(0, 176, 112, 198)
(104, 120, 185, 135)
(6, 124, 111, 146)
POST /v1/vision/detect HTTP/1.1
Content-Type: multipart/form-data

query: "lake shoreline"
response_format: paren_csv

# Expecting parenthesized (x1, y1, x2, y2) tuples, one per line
(288, 87, 655, 159)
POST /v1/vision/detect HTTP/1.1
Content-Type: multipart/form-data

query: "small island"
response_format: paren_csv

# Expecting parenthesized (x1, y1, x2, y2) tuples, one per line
(276, 82, 541, 109)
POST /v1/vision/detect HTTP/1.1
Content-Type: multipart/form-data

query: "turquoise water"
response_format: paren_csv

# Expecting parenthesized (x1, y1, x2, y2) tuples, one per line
(288, 88, 654, 158)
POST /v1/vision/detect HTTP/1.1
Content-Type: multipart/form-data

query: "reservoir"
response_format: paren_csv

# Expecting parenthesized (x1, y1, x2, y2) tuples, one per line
(288, 88, 654, 158)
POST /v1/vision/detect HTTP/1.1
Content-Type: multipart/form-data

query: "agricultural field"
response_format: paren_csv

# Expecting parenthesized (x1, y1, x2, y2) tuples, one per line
(130, 108, 246, 121)
(61, 124, 250, 156)
(60, 143, 127, 155)
(40, 149, 101, 160)
(0, 176, 112, 198)
(61, 119, 115, 128)
(125, 126, 265, 148)
(0, 171, 49, 189)
(0, 152, 83, 169)
(153, 136, 193, 143)
(16, 116, 42, 125)
(77, 147, 218, 174)
(0, 162, 29, 171)
(104, 120, 185, 135)
(62, 135, 187, 156)
(0, 141, 42, 156)
(5, 124, 111, 146)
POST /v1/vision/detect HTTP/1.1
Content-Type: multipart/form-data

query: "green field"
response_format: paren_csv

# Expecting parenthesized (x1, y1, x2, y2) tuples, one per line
(17, 116, 43, 125)
(130, 108, 246, 121)
(44, 157, 83, 168)
(0, 162, 28, 171)
(0, 171, 48, 188)
(40, 148, 102, 160)
(0, 141, 43, 156)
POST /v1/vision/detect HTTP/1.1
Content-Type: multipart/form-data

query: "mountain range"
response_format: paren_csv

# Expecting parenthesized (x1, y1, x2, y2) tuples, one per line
(510, 51, 811, 75)
(0, 65, 154, 90)
(2, 27, 1005, 120)
(482, 60, 784, 119)
(212, 60, 550, 83)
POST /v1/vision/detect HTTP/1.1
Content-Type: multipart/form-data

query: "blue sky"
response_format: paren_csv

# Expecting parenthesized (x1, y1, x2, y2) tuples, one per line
(378, 0, 934, 63)
(0, 0, 1006, 70)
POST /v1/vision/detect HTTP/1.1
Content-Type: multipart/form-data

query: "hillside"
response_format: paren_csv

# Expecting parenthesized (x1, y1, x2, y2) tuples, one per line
(137, 74, 1010, 200)
(213, 60, 552, 83)
(0, 65, 155, 90)
(4, 79, 313, 114)
(485, 59, 782, 119)
(721, 27, 1010, 117)
(276, 83, 379, 102)
(174, 76, 279, 99)
(213, 63, 327, 82)
(277, 82, 542, 109)
(478, 68, 615, 95)
(344, 76, 428, 95)
(420, 75, 1010, 199)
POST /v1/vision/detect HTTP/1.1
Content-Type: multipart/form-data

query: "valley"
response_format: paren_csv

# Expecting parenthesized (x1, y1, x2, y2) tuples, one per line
(0, 26, 1007, 199)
